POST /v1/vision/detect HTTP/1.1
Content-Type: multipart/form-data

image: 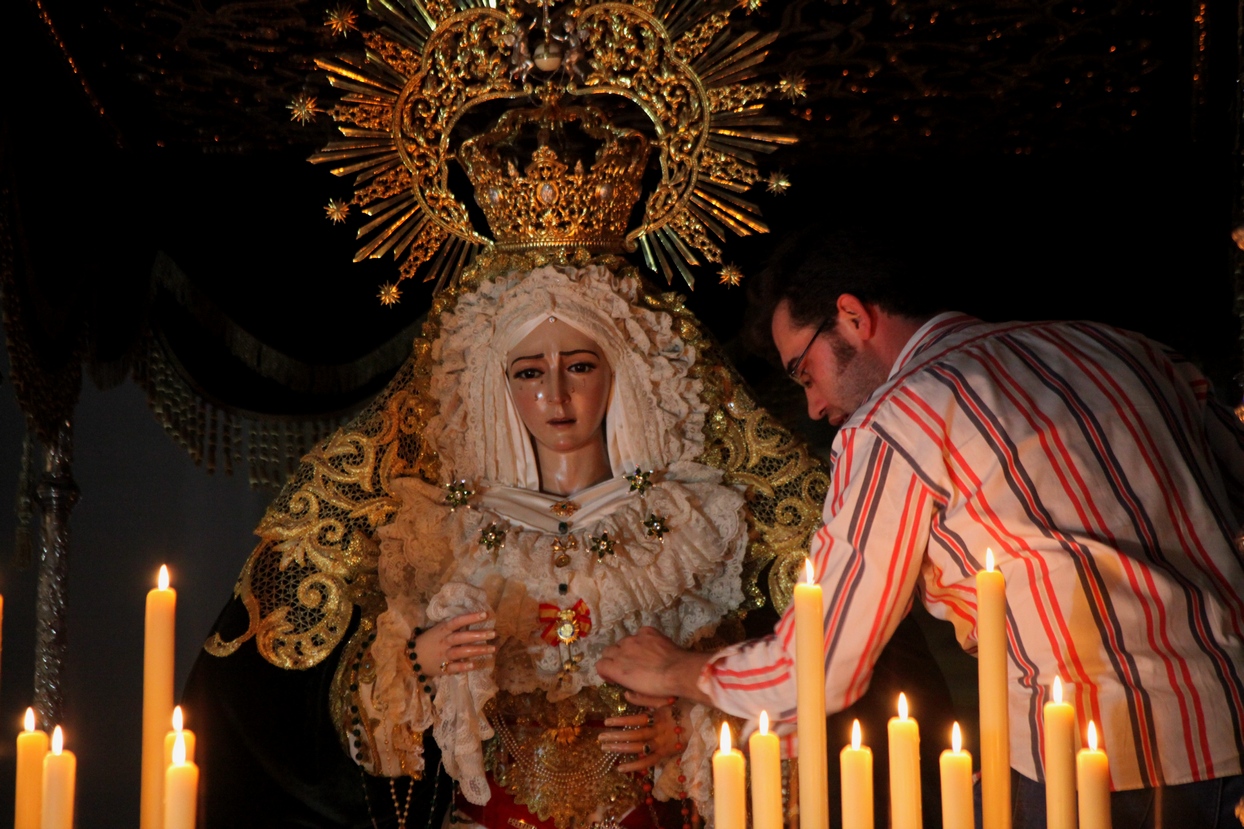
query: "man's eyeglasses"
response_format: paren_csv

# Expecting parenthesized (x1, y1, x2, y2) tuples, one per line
(786, 317, 831, 383)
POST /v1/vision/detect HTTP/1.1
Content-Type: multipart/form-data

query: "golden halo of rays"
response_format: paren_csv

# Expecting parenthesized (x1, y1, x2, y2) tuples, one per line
(308, 0, 794, 303)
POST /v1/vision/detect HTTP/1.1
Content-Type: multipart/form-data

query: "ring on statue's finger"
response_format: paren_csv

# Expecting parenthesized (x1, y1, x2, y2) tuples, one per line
(441, 660, 450, 673)
(642, 743, 652, 756)
(646, 713, 654, 726)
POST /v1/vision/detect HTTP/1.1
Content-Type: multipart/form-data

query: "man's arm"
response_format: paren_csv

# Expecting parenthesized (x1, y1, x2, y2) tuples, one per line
(601, 427, 939, 733)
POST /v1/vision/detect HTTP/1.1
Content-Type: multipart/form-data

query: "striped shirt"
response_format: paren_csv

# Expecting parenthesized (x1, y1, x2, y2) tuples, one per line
(702, 313, 1244, 789)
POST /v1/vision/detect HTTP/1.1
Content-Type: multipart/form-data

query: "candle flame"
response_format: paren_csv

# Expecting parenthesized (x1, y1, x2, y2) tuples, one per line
(172, 705, 184, 732)
(1087, 720, 1098, 752)
(985, 548, 996, 572)
(804, 558, 814, 585)
(1053, 676, 1063, 704)
(51, 726, 63, 755)
(173, 731, 187, 765)
(952, 722, 962, 753)
(759, 710, 769, 736)
(898, 692, 908, 720)
(720, 722, 732, 754)
(23, 707, 35, 733)
(158, 565, 170, 590)
(851, 719, 861, 750)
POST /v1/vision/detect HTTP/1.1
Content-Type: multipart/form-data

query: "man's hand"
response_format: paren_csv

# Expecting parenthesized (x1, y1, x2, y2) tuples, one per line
(596, 627, 713, 705)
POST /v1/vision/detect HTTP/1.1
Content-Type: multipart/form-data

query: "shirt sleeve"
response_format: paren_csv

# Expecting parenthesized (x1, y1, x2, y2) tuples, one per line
(1163, 338, 1244, 528)
(698, 426, 939, 742)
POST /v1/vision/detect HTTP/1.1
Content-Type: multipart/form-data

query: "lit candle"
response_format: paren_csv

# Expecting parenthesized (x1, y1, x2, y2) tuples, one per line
(940, 722, 974, 829)
(163, 731, 199, 829)
(713, 723, 746, 829)
(977, 548, 1011, 829)
(839, 719, 873, 829)
(887, 693, 922, 829)
(40, 726, 75, 829)
(1077, 721, 1111, 829)
(162, 706, 197, 769)
(15, 708, 48, 829)
(749, 712, 782, 829)
(142, 565, 177, 829)
(794, 559, 829, 829)
(1042, 677, 1077, 829)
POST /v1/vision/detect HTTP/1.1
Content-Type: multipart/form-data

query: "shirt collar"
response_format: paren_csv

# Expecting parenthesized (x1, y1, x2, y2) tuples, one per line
(887, 312, 970, 380)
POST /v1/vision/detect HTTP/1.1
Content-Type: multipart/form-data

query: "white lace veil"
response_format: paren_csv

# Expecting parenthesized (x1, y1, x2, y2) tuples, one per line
(424, 263, 707, 488)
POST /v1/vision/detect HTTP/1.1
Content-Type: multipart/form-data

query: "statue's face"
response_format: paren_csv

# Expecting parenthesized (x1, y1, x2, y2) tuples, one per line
(506, 318, 613, 456)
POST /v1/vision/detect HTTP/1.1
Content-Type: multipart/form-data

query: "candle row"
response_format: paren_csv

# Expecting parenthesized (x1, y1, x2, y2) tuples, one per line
(723, 552, 1112, 829)
(15, 713, 73, 829)
(12, 566, 198, 829)
(1046, 676, 1113, 829)
(713, 702, 970, 829)
(15, 705, 197, 829)
(713, 698, 1112, 829)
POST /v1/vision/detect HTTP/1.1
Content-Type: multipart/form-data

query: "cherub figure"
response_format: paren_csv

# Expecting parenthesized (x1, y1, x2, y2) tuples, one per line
(553, 17, 586, 82)
(503, 31, 535, 86)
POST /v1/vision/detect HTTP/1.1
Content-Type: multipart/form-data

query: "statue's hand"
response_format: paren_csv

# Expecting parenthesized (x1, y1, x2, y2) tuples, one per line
(414, 611, 496, 678)
(597, 691, 683, 773)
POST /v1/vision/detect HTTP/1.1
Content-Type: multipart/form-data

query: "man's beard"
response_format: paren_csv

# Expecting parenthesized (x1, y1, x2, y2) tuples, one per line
(827, 331, 889, 421)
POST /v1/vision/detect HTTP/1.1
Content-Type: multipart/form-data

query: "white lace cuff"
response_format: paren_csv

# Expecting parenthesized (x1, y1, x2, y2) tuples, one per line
(356, 605, 435, 777)
(427, 582, 499, 805)
(653, 704, 719, 824)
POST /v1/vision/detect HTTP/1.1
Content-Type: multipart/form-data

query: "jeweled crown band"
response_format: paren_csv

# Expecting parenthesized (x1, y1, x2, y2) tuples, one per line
(460, 101, 651, 255)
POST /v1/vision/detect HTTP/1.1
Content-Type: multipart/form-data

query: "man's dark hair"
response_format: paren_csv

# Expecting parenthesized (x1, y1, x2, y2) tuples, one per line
(750, 222, 944, 338)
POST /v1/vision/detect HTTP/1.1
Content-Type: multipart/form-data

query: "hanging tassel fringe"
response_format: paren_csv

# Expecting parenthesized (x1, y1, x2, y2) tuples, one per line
(133, 333, 356, 490)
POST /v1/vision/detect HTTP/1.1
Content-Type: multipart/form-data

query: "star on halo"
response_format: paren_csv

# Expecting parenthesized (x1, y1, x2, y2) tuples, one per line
(765, 171, 792, 195)
(324, 199, 350, 223)
(324, 4, 358, 37)
(378, 283, 402, 306)
(287, 94, 320, 125)
(778, 72, 808, 102)
(718, 265, 744, 287)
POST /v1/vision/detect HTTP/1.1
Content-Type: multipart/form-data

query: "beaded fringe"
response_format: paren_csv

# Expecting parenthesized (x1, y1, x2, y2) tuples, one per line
(133, 332, 351, 490)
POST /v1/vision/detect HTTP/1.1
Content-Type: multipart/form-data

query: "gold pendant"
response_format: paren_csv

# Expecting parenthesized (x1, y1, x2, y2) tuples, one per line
(551, 535, 578, 568)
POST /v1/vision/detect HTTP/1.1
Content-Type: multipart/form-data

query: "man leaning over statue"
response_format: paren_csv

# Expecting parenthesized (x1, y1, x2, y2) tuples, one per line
(598, 224, 1244, 829)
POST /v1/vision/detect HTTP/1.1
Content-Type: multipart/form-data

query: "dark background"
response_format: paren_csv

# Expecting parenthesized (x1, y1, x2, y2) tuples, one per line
(1, 0, 1241, 824)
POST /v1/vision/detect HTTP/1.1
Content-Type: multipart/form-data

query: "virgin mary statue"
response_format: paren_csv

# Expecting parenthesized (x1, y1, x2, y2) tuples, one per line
(187, 237, 829, 827)
(183, 3, 834, 827)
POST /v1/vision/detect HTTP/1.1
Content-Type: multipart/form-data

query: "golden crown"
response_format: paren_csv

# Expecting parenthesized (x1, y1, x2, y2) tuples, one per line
(305, 0, 793, 303)
(460, 101, 650, 253)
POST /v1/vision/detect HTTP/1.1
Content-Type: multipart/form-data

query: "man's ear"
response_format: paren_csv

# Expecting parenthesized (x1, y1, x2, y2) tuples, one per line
(835, 294, 877, 344)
